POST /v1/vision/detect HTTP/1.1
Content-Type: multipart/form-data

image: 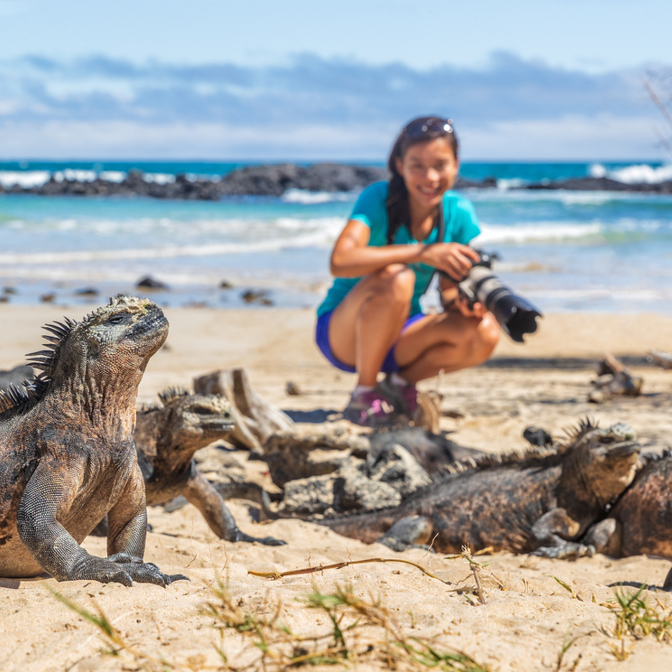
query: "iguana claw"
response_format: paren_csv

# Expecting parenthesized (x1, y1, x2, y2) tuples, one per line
(232, 531, 286, 546)
(105, 554, 190, 586)
(531, 542, 595, 560)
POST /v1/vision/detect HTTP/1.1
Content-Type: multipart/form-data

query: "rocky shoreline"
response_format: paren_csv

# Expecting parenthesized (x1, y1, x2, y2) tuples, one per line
(524, 175, 672, 193)
(0, 163, 670, 200)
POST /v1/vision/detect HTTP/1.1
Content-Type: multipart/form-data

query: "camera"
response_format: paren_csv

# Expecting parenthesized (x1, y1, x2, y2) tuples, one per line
(445, 251, 542, 343)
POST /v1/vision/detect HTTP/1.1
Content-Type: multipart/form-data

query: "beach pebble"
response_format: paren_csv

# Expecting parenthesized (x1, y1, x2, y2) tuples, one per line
(286, 381, 302, 396)
(241, 289, 273, 305)
(137, 275, 169, 290)
(75, 287, 99, 297)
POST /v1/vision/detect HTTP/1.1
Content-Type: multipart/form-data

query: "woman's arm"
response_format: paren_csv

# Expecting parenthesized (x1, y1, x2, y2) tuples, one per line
(330, 219, 481, 279)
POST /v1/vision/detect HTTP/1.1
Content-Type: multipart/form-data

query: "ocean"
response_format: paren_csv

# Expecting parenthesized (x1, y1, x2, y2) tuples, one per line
(0, 160, 671, 315)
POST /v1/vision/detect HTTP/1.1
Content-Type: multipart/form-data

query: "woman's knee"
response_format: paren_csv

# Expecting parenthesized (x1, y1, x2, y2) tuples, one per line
(473, 313, 500, 361)
(443, 312, 499, 365)
(372, 264, 415, 301)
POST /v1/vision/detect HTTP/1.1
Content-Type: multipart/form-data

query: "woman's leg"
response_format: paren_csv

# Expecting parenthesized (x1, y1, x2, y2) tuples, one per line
(394, 310, 500, 383)
(328, 264, 415, 387)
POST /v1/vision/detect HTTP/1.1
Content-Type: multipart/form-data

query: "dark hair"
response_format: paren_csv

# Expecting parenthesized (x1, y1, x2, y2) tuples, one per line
(386, 116, 459, 244)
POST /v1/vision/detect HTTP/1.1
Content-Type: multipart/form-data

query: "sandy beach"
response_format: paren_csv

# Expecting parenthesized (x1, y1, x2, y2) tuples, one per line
(1, 303, 672, 671)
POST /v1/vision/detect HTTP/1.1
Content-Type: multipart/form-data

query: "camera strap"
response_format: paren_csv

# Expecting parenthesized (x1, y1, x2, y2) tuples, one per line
(420, 202, 445, 298)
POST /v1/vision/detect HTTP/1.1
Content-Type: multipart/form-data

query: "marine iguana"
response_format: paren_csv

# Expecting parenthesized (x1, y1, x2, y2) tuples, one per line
(129, 388, 284, 545)
(540, 449, 672, 589)
(292, 421, 640, 555)
(0, 295, 186, 586)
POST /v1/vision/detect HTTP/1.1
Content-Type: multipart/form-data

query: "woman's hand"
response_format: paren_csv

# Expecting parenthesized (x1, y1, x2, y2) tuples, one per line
(440, 275, 487, 318)
(454, 297, 488, 318)
(419, 242, 481, 280)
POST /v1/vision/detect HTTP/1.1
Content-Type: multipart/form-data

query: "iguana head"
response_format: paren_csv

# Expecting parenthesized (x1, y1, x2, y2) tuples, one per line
(27, 295, 168, 402)
(140, 388, 235, 460)
(560, 421, 640, 508)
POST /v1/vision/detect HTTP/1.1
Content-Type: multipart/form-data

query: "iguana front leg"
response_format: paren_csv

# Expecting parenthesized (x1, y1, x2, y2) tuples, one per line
(106, 464, 188, 586)
(16, 459, 145, 585)
(530, 508, 595, 559)
(578, 518, 622, 557)
(17, 458, 185, 586)
(184, 470, 285, 546)
(376, 516, 434, 552)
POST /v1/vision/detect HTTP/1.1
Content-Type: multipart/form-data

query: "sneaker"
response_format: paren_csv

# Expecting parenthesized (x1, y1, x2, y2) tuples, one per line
(342, 388, 397, 428)
(379, 373, 419, 418)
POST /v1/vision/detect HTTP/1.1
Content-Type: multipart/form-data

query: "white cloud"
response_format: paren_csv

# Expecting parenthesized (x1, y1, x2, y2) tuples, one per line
(462, 114, 662, 160)
(0, 53, 668, 159)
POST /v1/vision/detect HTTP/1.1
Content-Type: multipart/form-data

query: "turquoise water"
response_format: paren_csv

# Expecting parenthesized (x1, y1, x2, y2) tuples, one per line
(0, 161, 671, 314)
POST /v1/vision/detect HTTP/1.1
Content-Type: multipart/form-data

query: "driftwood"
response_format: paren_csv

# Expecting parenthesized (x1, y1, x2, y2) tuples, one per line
(589, 353, 643, 403)
(193, 368, 294, 450)
(648, 349, 672, 370)
(414, 391, 442, 433)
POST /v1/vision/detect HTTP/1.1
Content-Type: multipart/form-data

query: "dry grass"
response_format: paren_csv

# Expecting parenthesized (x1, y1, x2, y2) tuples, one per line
(50, 579, 491, 671)
(601, 585, 672, 661)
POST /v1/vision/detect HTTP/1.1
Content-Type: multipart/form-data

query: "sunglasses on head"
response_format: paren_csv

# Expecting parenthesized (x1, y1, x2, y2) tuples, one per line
(403, 117, 454, 139)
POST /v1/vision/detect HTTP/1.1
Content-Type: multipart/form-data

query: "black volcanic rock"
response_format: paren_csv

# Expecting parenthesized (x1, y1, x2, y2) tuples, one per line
(454, 176, 497, 189)
(137, 276, 169, 290)
(218, 163, 389, 196)
(523, 176, 672, 193)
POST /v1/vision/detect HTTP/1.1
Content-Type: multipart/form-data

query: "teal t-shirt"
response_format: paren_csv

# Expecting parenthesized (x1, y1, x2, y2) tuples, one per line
(317, 181, 481, 317)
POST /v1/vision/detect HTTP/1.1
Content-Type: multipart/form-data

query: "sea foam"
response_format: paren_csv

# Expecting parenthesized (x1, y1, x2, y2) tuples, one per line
(475, 222, 602, 245)
(281, 189, 357, 204)
(590, 162, 672, 184)
(0, 171, 51, 188)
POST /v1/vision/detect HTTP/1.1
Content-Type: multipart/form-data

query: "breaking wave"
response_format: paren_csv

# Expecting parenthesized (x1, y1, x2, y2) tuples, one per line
(475, 222, 603, 244)
(589, 162, 672, 184)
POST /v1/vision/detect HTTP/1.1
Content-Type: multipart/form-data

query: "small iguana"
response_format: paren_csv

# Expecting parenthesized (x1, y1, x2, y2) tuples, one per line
(0, 295, 186, 586)
(0, 365, 34, 391)
(541, 450, 672, 589)
(131, 388, 284, 545)
(299, 421, 640, 556)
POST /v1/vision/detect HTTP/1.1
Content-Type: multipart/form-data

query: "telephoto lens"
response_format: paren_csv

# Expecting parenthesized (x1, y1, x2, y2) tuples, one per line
(455, 252, 542, 343)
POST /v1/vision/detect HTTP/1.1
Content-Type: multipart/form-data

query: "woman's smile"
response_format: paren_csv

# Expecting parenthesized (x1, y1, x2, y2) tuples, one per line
(395, 136, 459, 211)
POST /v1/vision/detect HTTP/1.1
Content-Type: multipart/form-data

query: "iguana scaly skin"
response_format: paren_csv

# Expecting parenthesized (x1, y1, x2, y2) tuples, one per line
(132, 388, 284, 545)
(0, 295, 186, 586)
(549, 450, 672, 589)
(308, 421, 640, 556)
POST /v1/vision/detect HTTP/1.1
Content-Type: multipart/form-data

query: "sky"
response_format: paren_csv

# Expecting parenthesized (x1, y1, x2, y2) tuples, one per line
(1, 0, 671, 161)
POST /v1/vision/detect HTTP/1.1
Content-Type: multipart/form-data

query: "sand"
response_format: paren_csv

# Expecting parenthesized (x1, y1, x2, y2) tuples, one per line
(1, 304, 672, 671)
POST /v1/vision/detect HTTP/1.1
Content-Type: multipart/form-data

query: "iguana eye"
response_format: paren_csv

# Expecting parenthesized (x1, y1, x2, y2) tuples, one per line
(106, 313, 128, 325)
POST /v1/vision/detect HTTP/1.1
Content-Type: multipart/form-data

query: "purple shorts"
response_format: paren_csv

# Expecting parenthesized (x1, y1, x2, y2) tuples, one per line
(315, 310, 425, 374)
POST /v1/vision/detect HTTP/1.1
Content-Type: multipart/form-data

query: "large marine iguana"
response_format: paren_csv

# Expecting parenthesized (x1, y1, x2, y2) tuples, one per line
(0, 296, 186, 586)
(539, 449, 672, 589)
(129, 388, 284, 545)
(287, 421, 641, 555)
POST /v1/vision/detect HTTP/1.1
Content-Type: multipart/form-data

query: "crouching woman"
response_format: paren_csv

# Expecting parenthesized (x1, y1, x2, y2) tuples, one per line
(315, 116, 500, 427)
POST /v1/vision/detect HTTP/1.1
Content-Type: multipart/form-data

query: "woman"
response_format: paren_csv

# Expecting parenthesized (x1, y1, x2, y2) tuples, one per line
(315, 116, 500, 426)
